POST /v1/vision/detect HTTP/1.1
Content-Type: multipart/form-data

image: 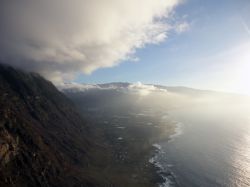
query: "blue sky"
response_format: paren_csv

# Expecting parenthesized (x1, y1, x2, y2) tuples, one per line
(76, 0, 250, 94)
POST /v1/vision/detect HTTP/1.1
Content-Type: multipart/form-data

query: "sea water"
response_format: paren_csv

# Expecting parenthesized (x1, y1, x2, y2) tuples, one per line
(155, 102, 250, 187)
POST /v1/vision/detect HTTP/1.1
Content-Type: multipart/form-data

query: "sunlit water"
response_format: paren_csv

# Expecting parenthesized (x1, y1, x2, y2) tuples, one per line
(155, 103, 250, 187)
(74, 90, 250, 186)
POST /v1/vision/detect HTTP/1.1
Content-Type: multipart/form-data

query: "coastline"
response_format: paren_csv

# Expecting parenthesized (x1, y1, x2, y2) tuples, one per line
(149, 121, 183, 187)
(107, 112, 179, 187)
(72, 107, 179, 187)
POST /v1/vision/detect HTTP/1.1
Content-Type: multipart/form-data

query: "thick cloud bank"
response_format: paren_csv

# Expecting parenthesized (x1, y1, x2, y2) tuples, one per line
(0, 0, 180, 82)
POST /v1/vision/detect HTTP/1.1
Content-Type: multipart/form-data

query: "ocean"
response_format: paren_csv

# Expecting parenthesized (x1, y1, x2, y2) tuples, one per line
(154, 102, 250, 187)
(65, 86, 250, 186)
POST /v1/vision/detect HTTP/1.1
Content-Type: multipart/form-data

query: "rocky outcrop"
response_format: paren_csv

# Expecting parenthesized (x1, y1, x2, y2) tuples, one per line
(0, 127, 19, 165)
(0, 64, 105, 187)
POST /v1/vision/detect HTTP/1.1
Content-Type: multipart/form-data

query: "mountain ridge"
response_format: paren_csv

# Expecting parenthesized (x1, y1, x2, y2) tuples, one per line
(0, 63, 109, 187)
(59, 81, 249, 98)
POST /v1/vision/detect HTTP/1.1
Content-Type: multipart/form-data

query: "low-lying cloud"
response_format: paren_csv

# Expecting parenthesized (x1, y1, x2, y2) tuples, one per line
(0, 0, 182, 83)
(128, 82, 167, 96)
(59, 81, 167, 96)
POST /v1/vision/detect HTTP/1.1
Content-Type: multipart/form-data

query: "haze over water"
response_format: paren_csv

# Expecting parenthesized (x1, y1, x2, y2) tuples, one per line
(156, 97, 250, 186)
(61, 82, 250, 187)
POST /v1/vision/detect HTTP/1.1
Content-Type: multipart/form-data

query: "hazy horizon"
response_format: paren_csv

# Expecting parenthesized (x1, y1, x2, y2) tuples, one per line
(60, 81, 250, 97)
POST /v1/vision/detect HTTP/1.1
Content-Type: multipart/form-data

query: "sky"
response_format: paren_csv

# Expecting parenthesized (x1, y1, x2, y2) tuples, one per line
(1, 0, 250, 94)
(76, 0, 250, 95)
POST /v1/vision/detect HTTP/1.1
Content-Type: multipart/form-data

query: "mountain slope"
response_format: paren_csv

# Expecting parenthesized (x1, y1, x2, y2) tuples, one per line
(0, 64, 107, 187)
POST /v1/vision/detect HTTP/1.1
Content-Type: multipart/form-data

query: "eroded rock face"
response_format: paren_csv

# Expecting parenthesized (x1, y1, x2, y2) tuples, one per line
(0, 126, 19, 165)
(0, 64, 104, 187)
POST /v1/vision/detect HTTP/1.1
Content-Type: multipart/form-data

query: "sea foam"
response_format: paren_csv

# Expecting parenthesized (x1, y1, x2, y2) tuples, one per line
(149, 120, 183, 187)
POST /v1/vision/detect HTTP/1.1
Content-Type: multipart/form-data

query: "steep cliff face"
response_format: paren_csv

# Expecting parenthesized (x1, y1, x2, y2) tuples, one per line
(0, 64, 105, 187)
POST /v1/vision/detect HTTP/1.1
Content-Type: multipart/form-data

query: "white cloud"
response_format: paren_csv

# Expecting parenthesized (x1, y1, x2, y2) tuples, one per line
(57, 82, 100, 92)
(59, 81, 168, 96)
(128, 82, 167, 96)
(0, 0, 181, 83)
(175, 22, 190, 33)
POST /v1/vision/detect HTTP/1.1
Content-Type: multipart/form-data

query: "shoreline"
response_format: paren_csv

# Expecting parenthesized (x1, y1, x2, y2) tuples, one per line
(149, 121, 182, 187)
(73, 107, 178, 187)
(104, 112, 178, 187)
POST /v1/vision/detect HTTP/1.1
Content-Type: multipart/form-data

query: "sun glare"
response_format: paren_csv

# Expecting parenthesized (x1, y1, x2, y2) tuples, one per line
(220, 42, 250, 95)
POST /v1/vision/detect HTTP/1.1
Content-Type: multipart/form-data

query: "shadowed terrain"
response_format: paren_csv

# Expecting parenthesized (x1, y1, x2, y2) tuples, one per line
(0, 64, 171, 187)
(0, 64, 111, 187)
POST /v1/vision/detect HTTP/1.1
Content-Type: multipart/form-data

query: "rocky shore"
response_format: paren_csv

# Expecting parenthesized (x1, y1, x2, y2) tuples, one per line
(70, 107, 176, 187)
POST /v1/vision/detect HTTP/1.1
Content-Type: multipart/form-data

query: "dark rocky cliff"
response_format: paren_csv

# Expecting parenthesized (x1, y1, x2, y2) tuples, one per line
(0, 64, 106, 187)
